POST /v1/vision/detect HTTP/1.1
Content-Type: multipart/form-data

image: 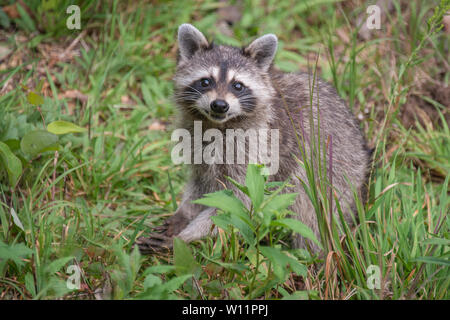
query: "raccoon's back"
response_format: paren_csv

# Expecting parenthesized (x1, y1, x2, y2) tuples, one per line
(269, 70, 370, 198)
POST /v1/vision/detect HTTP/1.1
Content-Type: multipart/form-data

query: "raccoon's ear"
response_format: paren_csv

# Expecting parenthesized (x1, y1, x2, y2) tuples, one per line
(244, 34, 278, 71)
(177, 24, 209, 60)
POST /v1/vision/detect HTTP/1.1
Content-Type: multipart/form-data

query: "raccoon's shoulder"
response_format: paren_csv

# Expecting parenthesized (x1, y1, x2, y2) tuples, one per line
(269, 70, 339, 100)
(269, 69, 350, 114)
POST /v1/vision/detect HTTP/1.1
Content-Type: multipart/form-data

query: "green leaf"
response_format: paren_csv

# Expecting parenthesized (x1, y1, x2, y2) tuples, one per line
(262, 193, 298, 226)
(414, 257, 450, 267)
(3, 139, 20, 151)
(0, 141, 23, 187)
(16, 3, 36, 32)
(45, 256, 74, 274)
(259, 246, 307, 279)
(173, 238, 201, 277)
(24, 272, 36, 297)
(143, 265, 176, 275)
(225, 175, 249, 196)
(160, 274, 193, 293)
(263, 193, 298, 213)
(422, 238, 450, 246)
(272, 218, 322, 248)
(47, 120, 87, 135)
(246, 164, 265, 210)
(136, 274, 192, 299)
(143, 274, 162, 290)
(27, 91, 44, 106)
(199, 251, 250, 273)
(282, 291, 312, 300)
(0, 8, 11, 29)
(212, 213, 255, 246)
(10, 207, 24, 231)
(0, 241, 33, 271)
(192, 190, 246, 215)
(20, 130, 58, 157)
(36, 79, 45, 93)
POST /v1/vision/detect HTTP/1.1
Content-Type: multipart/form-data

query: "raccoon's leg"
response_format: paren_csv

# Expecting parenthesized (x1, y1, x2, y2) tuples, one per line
(136, 207, 216, 254)
(291, 188, 322, 253)
(291, 181, 358, 254)
(135, 204, 191, 254)
(151, 197, 199, 237)
(176, 207, 216, 242)
(136, 179, 211, 254)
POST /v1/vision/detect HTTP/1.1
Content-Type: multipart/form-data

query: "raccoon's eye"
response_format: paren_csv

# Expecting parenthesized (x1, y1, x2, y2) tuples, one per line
(232, 81, 244, 91)
(200, 78, 211, 87)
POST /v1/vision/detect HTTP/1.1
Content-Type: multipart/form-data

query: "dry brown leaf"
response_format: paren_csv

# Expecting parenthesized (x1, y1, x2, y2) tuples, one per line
(59, 90, 88, 102)
(2, 4, 19, 19)
(121, 95, 132, 104)
(443, 15, 450, 34)
(148, 121, 166, 131)
(336, 27, 350, 44)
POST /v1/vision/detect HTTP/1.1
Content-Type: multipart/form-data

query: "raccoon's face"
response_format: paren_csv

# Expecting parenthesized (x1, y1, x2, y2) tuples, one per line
(174, 24, 277, 125)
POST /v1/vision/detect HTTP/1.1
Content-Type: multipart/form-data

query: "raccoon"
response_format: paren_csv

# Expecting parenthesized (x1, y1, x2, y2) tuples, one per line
(136, 24, 371, 254)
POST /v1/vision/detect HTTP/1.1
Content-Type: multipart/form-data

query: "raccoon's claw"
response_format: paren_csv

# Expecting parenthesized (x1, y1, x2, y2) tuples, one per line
(152, 223, 169, 233)
(135, 234, 173, 254)
(136, 214, 190, 254)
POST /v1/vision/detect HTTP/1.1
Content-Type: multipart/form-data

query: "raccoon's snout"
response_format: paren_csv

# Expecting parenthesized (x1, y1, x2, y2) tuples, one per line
(210, 99, 229, 114)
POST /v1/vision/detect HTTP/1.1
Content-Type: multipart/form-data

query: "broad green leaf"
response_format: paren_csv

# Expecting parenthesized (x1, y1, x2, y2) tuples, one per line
(272, 218, 322, 248)
(3, 139, 20, 151)
(210, 214, 232, 233)
(246, 164, 265, 210)
(0, 241, 33, 272)
(47, 120, 87, 135)
(24, 272, 36, 297)
(0, 141, 23, 186)
(173, 237, 201, 277)
(143, 274, 162, 290)
(263, 193, 298, 213)
(225, 175, 249, 196)
(199, 251, 250, 273)
(259, 246, 307, 279)
(136, 274, 192, 299)
(160, 274, 193, 293)
(212, 213, 255, 246)
(0, 9, 11, 29)
(45, 256, 74, 274)
(20, 130, 58, 157)
(262, 193, 298, 226)
(142, 265, 176, 275)
(27, 91, 44, 106)
(282, 291, 311, 300)
(192, 189, 246, 215)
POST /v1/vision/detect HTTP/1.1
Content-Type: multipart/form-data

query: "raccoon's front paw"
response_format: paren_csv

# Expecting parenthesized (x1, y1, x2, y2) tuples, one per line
(155, 213, 190, 237)
(135, 213, 190, 254)
(136, 233, 174, 254)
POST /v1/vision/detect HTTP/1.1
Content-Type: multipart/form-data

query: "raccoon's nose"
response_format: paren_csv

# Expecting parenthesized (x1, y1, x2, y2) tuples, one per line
(210, 99, 229, 113)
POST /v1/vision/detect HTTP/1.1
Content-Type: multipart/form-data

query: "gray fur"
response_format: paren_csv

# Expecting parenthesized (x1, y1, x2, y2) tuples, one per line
(178, 24, 210, 60)
(244, 34, 278, 71)
(137, 24, 371, 254)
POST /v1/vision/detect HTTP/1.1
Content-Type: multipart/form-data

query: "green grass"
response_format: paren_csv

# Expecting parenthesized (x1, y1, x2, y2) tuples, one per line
(0, 0, 448, 299)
